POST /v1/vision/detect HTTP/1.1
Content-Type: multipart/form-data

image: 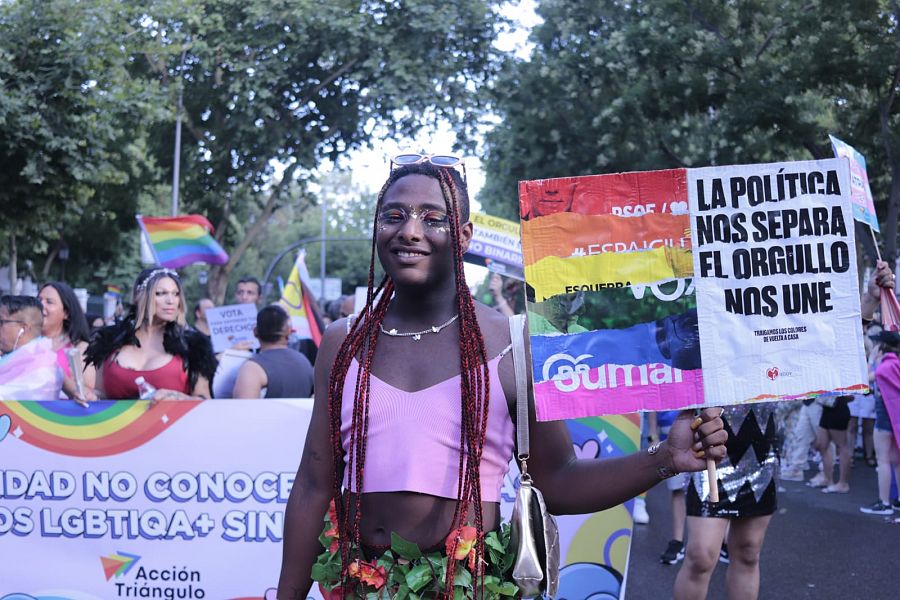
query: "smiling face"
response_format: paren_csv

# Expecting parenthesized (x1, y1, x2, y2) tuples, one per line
(375, 174, 472, 289)
(152, 277, 183, 324)
(38, 285, 66, 336)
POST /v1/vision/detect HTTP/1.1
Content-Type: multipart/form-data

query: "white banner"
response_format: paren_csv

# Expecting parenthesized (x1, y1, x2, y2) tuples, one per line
(688, 158, 867, 404)
(0, 401, 637, 599)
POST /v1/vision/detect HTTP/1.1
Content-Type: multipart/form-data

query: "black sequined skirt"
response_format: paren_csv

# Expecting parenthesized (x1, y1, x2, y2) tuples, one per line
(686, 403, 779, 519)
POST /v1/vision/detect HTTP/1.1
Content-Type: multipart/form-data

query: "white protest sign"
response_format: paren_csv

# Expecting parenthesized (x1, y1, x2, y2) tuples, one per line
(206, 303, 259, 353)
(308, 277, 343, 301)
(689, 158, 867, 405)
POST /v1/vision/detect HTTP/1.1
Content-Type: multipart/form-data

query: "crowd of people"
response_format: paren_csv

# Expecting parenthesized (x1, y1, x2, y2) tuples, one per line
(625, 260, 899, 600)
(0, 271, 315, 401)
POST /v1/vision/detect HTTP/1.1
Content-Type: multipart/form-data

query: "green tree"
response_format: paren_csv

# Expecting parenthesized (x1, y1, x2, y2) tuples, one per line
(137, 0, 502, 303)
(482, 0, 900, 261)
(0, 0, 168, 290)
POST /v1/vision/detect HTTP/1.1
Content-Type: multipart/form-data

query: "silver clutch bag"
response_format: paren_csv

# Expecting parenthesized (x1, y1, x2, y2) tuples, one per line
(509, 315, 560, 598)
(510, 473, 560, 598)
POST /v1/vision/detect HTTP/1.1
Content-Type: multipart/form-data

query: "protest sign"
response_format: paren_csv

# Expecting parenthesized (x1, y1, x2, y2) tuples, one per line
(464, 212, 524, 280)
(689, 159, 867, 406)
(521, 160, 867, 421)
(829, 135, 879, 232)
(522, 168, 701, 419)
(206, 303, 259, 353)
(0, 401, 638, 600)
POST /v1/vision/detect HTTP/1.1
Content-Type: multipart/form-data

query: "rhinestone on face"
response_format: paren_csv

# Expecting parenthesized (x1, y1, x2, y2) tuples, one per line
(413, 334, 422, 341)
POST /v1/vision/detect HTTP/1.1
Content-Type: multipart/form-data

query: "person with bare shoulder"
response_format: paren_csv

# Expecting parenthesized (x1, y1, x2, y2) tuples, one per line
(277, 155, 728, 599)
(85, 268, 216, 401)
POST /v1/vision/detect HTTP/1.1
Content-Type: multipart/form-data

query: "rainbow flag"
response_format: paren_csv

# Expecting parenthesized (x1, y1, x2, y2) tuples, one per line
(136, 215, 229, 269)
(279, 249, 323, 346)
(0, 338, 63, 400)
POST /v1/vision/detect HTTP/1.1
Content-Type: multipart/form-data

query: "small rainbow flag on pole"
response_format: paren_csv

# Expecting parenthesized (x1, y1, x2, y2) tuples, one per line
(136, 214, 229, 269)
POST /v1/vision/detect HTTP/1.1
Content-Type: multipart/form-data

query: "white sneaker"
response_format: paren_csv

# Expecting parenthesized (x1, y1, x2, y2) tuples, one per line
(780, 467, 804, 482)
(633, 497, 650, 524)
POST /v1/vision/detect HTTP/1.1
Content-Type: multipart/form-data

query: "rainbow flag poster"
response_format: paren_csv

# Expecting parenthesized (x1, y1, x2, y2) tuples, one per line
(136, 214, 229, 269)
(279, 249, 323, 346)
(519, 160, 867, 421)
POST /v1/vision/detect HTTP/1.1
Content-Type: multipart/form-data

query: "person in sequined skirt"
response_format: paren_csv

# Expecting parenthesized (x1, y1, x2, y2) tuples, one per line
(674, 403, 779, 600)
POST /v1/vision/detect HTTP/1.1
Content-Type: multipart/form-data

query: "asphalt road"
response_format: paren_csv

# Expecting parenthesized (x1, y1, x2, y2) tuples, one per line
(626, 461, 900, 599)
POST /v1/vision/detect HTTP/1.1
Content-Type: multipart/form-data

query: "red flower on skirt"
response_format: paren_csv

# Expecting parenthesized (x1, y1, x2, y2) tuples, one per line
(347, 559, 387, 590)
(446, 525, 479, 570)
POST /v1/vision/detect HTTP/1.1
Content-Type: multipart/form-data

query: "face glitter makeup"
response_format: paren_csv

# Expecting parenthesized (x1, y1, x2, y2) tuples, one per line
(376, 205, 450, 232)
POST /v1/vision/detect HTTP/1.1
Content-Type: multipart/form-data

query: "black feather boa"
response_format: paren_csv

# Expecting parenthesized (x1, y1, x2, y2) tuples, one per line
(85, 318, 218, 395)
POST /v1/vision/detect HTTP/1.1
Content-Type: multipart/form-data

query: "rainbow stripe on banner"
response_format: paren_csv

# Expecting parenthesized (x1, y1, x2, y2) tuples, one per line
(2, 400, 199, 457)
(137, 214, 229, 269)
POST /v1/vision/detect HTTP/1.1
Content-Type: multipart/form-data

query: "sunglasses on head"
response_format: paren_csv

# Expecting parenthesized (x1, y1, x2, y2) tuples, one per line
(390, 153, 467, 183)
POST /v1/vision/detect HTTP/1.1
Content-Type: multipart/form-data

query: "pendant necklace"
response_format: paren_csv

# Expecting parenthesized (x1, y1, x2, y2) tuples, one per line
(380, 314, 459, 341)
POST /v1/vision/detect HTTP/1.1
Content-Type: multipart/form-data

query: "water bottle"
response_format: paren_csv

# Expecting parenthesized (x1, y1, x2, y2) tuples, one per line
(134, 376, 157, 401)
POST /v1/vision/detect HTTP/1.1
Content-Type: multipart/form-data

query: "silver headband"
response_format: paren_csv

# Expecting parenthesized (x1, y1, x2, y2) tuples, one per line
(136, 268, 180, 292)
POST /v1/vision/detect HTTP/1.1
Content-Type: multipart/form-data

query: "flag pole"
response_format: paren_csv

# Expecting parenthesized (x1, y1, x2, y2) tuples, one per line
(870, 226, 883, 262)
(135, 215, 162, 267)
(171, 47, 187, 217)
(696, 408, 719, 503)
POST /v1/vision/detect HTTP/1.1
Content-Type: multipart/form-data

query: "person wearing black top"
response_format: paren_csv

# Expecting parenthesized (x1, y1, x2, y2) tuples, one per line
(233, 305, 313, 398)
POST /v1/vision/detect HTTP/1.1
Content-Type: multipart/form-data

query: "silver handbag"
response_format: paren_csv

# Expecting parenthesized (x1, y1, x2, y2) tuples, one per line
(508, 315, 560, 599)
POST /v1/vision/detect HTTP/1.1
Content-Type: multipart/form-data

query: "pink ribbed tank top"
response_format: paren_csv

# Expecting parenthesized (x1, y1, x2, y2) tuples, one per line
(341, 352, 514, 502)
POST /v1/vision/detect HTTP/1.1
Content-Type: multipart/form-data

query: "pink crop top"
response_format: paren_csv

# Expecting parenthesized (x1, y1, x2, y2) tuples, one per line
(341, 352, 515, 502)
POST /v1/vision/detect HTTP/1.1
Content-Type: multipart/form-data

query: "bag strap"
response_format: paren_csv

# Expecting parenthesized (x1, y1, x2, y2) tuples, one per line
(508, 314, 530, 464)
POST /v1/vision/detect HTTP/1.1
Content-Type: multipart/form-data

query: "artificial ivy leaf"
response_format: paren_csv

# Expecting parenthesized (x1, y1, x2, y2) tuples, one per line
(485, 531, 506, 553)
(497, 582, 520, 596)
(452, 568, 472, 588)
(391, 532, 424, 560)
(405, 564, 433, 593)
(393, 584, 410, 600)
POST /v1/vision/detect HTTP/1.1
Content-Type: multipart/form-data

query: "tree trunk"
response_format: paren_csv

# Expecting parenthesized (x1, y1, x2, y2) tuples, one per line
(208, 264, 230, 305)
(206, 162, 302, 305)
(885, 163, 900, 264)
(41, 246, 59, 280)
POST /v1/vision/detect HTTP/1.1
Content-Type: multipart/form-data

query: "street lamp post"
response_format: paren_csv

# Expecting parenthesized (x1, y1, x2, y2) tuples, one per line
(58, 241, 70, 283)
(320, 196, 327, 303)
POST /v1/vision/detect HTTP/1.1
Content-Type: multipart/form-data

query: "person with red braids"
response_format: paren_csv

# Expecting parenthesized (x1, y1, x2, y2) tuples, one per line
(277, 155, 728, 599)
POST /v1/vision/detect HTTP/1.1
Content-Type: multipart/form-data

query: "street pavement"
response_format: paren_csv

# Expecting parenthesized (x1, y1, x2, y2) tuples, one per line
(626, 460, 899, 599)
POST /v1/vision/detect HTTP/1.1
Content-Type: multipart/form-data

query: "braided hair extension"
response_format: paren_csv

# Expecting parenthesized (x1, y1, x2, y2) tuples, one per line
(326, 163, 491, 598)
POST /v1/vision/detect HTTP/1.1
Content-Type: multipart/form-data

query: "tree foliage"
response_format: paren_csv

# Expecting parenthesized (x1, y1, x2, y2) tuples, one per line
(1, 0, 501, 300)
(136, 0, 501, 302)
(481, 0, 900, 261)
(0, 0, 168, 289)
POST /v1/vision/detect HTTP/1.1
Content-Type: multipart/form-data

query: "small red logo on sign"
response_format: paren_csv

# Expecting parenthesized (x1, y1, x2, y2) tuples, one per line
(766, 367, 779, 381)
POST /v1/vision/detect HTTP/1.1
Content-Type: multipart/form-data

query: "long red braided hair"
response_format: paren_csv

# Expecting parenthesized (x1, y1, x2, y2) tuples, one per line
(326, 163, 491, 597)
